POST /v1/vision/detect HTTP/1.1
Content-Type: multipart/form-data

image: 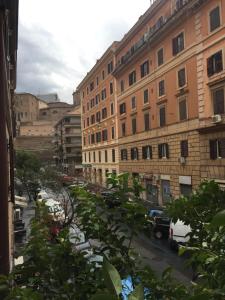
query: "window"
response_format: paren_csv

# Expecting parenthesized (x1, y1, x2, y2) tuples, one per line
(93, 151, 96, 162)
(95, 94, 100, 105)
(121, 149, 128, 160)
(157, 48, 164, 66)
(131, 96, 136, 109)
(98, 151, 101, 162)
(159, 106, 166, 127)
(172, 32, 184, 56)
(207, 51, 223, 77)
(140, 60, 149, 78)
(91, 114, 95, 124)
(158, 143, 169, 159)
(212, 87, 224, 114)
(210, 139, 225, 159)
(144, 113, 150, 130)
(90, 81, 94, 91)
(112, 149, 115, 162)
(96, 77, 99, 86)
(178, 68, 186, 88)
(180, 140, 188, 157)
(89, 152, 91, 162)
(142, 146, 152, 159)
(111, 102, 114, 115)
(91, 134, 95, 144)
(120, 103, 126, 114)
(120, 80, 124, 92)
(121, 123, 126, 137)
(210, 6, 220, 32)
(84, 153, 86, 162)
(88, 135, 90, 145)
(87, 117, 89, 127)
(111, 127, 115, 139)
(101, 88, 107, 100)
(132, 118, 136, 134)
(96, 111, 101, 122)
(131, 147, 139, 160)
(102, 107, 107, 119)
(159, 80, 165, 97)
(180, 184, 192, 197)
(102, 129, 108, 141)
(102, 70, 105, 80)
(110, 82, 113, 94)
(179, 98, 187, 121)
(87, 87, 89, 94)
(108, 61, 113, 74)
(105, 150, 108, 162)
(96, 132, 101, 143)
(87, 102, 89, 111)
(83, 136, 86, 146)
(144, 89, 149, 104)
(129, 70, 136, 86)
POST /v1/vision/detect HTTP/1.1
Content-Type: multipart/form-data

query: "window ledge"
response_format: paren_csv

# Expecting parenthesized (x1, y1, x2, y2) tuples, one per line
(207, 70, 225, 87)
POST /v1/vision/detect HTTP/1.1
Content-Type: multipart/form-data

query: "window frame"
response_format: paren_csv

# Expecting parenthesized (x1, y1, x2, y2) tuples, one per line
(158, 80, 165, 97)
(131, 96, 136, 110)
(209, 5, 221, 33)
(172, 31, 185, 56)
(159, 105, 166, 127)
(177, 67, 187, 89)
(211, 84, 225, 115)
(140, 60, 149, 78)
(157, 47, 164, 67)
(132, 118, 137, 134)
(129, 70, 136, 86)
(143, 89, 149, 104)
(178, 96, 188, 121)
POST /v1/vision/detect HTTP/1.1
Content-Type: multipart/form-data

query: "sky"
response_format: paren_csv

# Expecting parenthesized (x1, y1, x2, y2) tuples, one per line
(16, 0, 151, 103)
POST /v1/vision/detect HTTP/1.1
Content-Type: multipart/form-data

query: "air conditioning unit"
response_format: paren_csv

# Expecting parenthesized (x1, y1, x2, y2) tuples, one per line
(211, 114, 222, 124)
(178, 157, 186, 164)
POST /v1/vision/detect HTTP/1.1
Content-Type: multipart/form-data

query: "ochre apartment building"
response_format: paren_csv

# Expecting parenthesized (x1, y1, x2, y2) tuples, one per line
(77, 42, 119, 186)
(77, 0, 225, 204)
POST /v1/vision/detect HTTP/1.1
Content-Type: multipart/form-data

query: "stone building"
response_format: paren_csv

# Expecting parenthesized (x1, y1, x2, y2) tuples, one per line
(77, 0, 225, 204)
(39, 101, 73, 122)
(73, 90, 81, 107)
(14, 95, 73, 161)
(54, 107, 82, 176)
(0, 0, 18, 274)
(113, 0, 225, 204)
(36, 93, 59, 103)
(77, 42, 119, 186)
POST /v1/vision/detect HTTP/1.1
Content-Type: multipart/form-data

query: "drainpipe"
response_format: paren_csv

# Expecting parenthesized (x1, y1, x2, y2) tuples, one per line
(0, 10, 10, 275)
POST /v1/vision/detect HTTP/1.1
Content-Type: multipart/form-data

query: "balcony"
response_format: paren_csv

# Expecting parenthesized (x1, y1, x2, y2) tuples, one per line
(113, 0, 201, 76)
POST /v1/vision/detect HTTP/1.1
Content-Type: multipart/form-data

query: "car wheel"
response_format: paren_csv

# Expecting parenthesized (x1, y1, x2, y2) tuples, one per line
(154, 230, 163, 239)
(169, 240, 178, 251)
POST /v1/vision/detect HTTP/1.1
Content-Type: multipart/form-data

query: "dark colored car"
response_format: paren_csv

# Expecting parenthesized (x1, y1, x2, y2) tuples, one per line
(100, 190, 121, 208)
(147, 208, 170, 239)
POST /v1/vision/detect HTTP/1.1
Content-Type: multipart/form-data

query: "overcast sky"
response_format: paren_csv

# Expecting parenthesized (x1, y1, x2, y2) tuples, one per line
(16, 0, 151, 103)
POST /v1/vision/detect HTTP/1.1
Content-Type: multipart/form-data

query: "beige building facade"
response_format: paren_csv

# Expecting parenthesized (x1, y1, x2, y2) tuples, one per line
(54, 107, 82, 176)
(77, 43, 119, 186)
(77, 0, 225, 204)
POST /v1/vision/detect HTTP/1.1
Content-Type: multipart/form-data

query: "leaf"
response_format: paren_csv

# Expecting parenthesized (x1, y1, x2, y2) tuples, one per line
(178, 246, 187, 256)
(211, 210, 225, 227)
(103, 257, 122, 296)
(128, 283, 144, 300)
(91, 293, 117, 300)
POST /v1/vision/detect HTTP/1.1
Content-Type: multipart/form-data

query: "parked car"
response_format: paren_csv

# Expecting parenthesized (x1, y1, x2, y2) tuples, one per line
(169, 219, 191, 250)
(147, 208, 170, 239)
(36, 190, 49, 202)
(100, 190, 121, 208)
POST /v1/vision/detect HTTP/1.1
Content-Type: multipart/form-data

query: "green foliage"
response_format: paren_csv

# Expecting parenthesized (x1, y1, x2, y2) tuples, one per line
(103, 258, 122, 297)
(168, 181, 225, 299)
(15, 150, 41, 201)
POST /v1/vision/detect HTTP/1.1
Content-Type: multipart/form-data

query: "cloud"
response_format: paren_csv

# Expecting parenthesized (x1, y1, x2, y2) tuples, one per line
(16, 23, 81, 102)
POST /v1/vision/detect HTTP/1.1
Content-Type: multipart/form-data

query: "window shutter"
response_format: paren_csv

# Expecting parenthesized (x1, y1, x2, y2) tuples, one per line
(166, 144, 169, 158)
(149, 146, 153, 159)
(142, 147, 146, 159)
(158, 144, 162, 158)
(207, 57, 214, 77)
(209, 140, 217, 159)
(131, 148, 134, 160)
(219, 139, 225, 158)
(172, 37, 177, 56)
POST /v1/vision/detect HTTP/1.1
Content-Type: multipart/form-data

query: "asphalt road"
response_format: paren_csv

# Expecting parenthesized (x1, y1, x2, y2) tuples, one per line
(133, 233, 192, 285)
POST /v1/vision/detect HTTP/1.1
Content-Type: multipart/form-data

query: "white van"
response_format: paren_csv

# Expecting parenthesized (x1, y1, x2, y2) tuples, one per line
(169, 219, 191, 250)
